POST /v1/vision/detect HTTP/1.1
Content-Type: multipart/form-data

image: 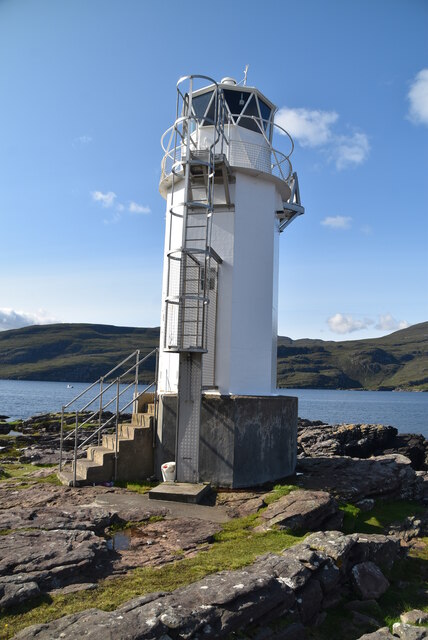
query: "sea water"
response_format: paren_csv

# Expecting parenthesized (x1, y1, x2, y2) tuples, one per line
(0, 379, 426, 438)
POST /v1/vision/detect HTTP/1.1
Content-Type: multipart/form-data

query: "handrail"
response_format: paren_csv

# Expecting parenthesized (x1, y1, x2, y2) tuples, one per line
(59, 347, 158, 485)
(160, 112, 293, 185)
(77, 381, 156, 450)
(62, 349, 139, 410)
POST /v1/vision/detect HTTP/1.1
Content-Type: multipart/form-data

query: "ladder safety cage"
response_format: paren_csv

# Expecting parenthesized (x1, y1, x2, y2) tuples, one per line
(163, 75, 226, 354)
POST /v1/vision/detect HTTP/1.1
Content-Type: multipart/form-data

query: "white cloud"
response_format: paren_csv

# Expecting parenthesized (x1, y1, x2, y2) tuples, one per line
(129, 201, 151, 214)
(375, 314, 410, 332)
(327, 312, 410, 335)
(91, 191, 117, 208)
(407, 69, 428, 126)
(92, 192, 151, 222)
(0, 308, 58, 331)
(327, 313, 373, 334)
(276, 107, 370, 170)
(361, 224, 373, 236)
(333, 132, 370, 170)
(321, 215, 352, 230)
(73, 134, 93, 146)
(276, 107, 338, 147)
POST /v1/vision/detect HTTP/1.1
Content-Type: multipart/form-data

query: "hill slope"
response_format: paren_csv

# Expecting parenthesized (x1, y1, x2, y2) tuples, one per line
(0, 322, 427, 390)
(277, 322, 428, 391)
(0, 324, 159, 383)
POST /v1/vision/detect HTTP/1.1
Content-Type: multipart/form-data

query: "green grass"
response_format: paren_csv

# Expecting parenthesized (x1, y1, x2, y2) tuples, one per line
(340, 499, 426, 535)
(1, 511, 303, 638)
(263, 483, 299, 506)
(114, 479, 156, 494)
(0, 463, 61, 486)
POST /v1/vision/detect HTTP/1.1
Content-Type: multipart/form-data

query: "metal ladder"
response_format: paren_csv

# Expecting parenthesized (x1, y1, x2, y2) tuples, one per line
(164, 76, 226, 482)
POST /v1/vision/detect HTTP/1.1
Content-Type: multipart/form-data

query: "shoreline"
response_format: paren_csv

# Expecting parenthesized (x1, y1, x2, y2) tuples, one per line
(0, 415, 427, 639)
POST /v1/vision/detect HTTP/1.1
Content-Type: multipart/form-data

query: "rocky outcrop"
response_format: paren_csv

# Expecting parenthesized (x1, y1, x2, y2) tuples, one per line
(0, 529, 107, 610)
(13, 531, 401, 639)
(257, 490, 341, 532)
(298, 420, 428, 471)
(357, 624, 428, 639)
(296, 454, 422, 501)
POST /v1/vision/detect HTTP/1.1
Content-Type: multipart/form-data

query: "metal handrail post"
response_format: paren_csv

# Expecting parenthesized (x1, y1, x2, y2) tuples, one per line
(59, 406, 65, 471)
(153, 348, 159, 448)
(73, 410, 78, 487)
(98, 378, 103, 446)
(134, 350, 140, 413)
(114, 378, 120, 481)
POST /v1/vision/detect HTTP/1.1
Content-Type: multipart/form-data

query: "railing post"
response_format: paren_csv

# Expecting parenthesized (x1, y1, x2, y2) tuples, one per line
(73, 410, 78, 487)
(134, 350, 140, 414)
(153, 348, 159, 448)
(114, 378, 120, 482)
(135, 350, 140, 395)
(59, 406, 65, 472)
(98, 377, 103, 446)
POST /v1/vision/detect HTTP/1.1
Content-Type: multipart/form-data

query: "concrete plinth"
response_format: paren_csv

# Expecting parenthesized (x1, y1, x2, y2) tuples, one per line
(148, 482, 211, 504)
(156, 394, 297, 488)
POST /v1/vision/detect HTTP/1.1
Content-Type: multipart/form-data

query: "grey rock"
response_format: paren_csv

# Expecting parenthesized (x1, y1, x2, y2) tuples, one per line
(295, 579, 323, 625)
(304, 530, 356, 572)
(0, 505, 115, 534)
(298, 422, 428, 471)
(297, 454, 418, 501)
(351, 533, 401, 571)
(0, 529, 107, 609)
(356, 628, 395, 639)
(400, 610, 428, 625)
(316, 558, 341, 594)
(298, 423, 398, 459)
(351, 561, 390, 599)
(392, 622, 428, 639)
(258, 490, 339, 532)
(0, 580, 40, 609)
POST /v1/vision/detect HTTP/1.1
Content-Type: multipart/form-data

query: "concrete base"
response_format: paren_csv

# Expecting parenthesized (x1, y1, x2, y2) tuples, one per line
(156, 394, 297, 488)
(148, 482, 211, 504)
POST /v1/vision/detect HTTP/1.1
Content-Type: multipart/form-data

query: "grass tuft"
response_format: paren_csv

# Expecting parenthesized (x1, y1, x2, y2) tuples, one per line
(340, 499, 426, 535)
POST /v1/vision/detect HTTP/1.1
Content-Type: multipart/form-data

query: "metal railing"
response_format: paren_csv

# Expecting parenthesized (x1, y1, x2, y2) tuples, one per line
(59, 348, 158, 486)
(160, 113, 293, 185)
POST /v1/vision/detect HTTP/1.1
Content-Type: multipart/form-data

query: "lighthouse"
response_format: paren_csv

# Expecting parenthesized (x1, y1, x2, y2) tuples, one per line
(156, 74, 304, 488)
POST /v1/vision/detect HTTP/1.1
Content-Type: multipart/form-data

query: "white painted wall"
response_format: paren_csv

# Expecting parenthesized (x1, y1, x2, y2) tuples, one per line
(158, 126, 284, 396)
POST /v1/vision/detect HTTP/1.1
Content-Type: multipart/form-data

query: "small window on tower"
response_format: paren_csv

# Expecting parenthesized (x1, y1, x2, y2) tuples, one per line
(192, 91, 214, 122)
(239, 95, 261, 133)
(258, 98, 272, 134)
(223, 89, 250, 121)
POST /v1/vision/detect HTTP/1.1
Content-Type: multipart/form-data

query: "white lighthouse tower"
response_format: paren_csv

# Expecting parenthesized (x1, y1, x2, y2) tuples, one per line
(156, 74, 304, 488)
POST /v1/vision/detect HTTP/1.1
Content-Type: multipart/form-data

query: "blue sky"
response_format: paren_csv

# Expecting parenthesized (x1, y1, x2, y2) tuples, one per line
(0, 0, 427, 340)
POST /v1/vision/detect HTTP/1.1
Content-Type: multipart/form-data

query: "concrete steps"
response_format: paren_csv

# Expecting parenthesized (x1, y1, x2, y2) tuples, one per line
(61, 404, 155, 485)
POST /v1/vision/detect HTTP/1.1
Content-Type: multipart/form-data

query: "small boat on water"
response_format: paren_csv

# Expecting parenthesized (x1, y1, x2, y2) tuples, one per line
(67, 384, 74, 389)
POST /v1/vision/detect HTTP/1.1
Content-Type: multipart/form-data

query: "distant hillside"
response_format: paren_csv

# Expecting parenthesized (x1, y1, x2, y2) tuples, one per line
(0, 324, 159, 383)
(0, 322, 427, 390)
(277, 322, 428, 391)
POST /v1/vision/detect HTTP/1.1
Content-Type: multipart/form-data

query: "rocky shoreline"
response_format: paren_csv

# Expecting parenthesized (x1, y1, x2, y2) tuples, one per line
(0, 414, 427, 639)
